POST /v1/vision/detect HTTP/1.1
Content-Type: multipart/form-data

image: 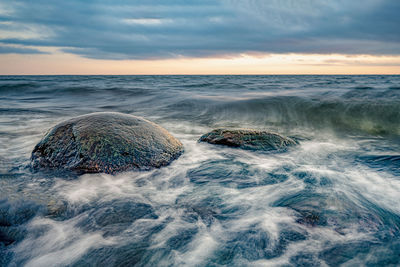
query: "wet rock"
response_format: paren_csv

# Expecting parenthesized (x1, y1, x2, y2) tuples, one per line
(199, 129, 298, 151)
(31, 112, 183, 174)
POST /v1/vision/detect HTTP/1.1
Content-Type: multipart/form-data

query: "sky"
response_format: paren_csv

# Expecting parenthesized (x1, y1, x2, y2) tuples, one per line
(0, 0, 399, 74)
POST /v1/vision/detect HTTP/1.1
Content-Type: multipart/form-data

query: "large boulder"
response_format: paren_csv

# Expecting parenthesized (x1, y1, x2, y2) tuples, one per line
(31, 112, 183, 174)
(199, 129, 297, 151)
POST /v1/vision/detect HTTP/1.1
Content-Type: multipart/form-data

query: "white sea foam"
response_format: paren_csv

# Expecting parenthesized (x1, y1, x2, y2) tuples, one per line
(13, 217, 116, 267)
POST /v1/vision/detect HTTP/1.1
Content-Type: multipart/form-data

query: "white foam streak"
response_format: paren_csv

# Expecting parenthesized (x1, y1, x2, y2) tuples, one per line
(176, 230, 219, 266)
(13, 217, 115, 267)
(346, 169, 400, 213)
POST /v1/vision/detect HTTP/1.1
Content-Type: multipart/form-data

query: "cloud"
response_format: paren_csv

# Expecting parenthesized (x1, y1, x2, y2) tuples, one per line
(0, 44, 47, 54)
(0, 0, 399, 59)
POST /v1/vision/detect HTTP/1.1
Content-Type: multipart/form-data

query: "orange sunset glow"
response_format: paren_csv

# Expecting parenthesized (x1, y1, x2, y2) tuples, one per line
(1, 51, 400, 75)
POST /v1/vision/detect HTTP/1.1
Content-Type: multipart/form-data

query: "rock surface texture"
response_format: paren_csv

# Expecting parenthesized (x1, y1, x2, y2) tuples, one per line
(31, 112, 183, 174)
(199, 129, 298, 151)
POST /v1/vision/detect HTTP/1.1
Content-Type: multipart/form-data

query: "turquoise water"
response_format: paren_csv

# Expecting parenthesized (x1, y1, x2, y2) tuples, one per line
(1, 75, 400, 266)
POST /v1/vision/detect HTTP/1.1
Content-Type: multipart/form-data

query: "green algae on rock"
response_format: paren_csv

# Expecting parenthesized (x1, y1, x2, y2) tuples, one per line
(31, 112, 183, 174)
(199, 129, 298, 151)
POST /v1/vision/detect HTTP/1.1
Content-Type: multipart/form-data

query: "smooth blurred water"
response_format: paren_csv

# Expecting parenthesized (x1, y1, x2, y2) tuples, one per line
(1, 75, 400, 266)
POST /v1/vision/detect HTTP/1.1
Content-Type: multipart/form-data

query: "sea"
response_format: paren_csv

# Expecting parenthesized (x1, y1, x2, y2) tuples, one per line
(1, 75, 400, 266)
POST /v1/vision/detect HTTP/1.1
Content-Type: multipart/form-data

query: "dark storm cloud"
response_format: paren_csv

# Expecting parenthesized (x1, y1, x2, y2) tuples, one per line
(0, 0, 399, 59)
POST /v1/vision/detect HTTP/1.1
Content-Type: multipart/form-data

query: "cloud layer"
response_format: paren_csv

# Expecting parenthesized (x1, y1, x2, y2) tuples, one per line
(1, 0, 399, 59)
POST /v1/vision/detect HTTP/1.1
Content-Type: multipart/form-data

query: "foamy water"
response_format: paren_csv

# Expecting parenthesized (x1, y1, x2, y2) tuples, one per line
(1, 75, 400, 266)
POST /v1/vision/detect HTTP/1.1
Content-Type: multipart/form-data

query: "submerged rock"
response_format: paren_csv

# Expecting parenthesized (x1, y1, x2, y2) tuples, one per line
(31, 112, 183, 174)
(199, 129, 298, 151)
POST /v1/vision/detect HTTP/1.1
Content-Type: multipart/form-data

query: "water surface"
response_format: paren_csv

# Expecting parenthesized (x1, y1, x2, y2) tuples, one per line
(1, 75, 400, 266)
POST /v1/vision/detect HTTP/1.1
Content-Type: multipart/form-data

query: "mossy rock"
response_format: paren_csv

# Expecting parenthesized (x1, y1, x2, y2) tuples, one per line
(31, 112, 183, 174)
(199, 129, 298, 151)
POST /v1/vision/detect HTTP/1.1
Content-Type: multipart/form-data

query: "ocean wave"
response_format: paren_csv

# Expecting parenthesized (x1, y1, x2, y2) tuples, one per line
(0, 83, 39, 93)
(164, 96, 400, 136)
